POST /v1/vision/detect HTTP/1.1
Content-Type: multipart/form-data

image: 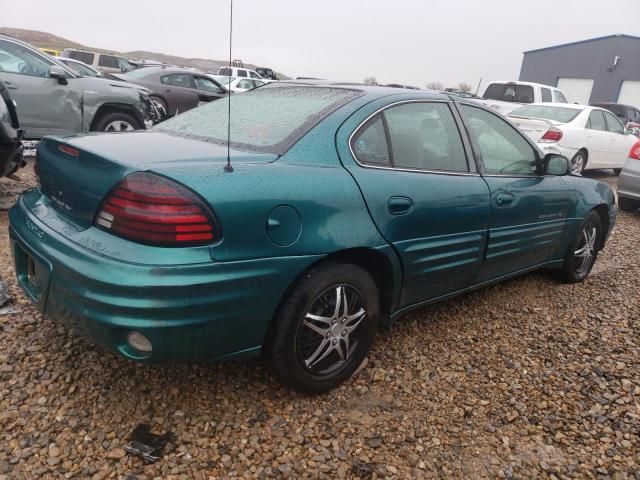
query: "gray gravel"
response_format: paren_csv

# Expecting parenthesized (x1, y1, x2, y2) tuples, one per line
(0, 165, 638, 479)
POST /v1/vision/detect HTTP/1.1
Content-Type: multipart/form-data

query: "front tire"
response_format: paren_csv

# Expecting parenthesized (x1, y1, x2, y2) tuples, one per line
(268, 262, 379, 394)
(618, 196, 640, 212)
(557, 211, 602, 283)
(93, 112, 141, 132)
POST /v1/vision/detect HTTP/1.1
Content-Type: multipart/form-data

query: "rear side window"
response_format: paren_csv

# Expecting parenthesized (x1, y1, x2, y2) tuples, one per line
(483, 84, 534, 103)
(461, 104, 537, 175)
(237, 69, 247, 77)
(161, 74, 195, 88)
(351, 115, 391, 166)
(68, 50, 94, 65)
(554, 90, 568, 103)
(587, 110, 606, 131)
(155, 85, 362, 154)
(98, 55, 119, 69)
(541, 88, 552, 102)
(218, 67, 232, 76)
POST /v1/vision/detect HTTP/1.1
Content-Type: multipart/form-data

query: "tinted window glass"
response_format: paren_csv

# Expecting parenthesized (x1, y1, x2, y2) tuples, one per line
(237, 70, 247, 77)
(541, 88, 552, 102)
(383, 102, 468, 172)
(462, 105, 537, 175)
(0, 40, 52, 77)
(510, 105, 582, 123)
(161, 74, 194, 88)
(68, 50, 94, 65)
(351, 115, 390, 166)
(483, 84, 534, 103)
(603, 111, 624, 134)
(155, 85, 361, 154)
(218, 67, 232, 76)
(98, 55, 119, 69)
(194, 76, 221, 92)
(554, 91, 568, 103)
(588, 110, 606, 131)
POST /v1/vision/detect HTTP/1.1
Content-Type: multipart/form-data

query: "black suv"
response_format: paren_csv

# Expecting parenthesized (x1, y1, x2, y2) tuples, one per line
(591, 102, 640, 126)
(0, 80, 24, 177)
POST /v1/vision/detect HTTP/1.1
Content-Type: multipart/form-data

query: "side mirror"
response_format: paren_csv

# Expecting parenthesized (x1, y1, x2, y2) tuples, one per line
(49, 65, 68, 85)
(544, 153, 570, 175)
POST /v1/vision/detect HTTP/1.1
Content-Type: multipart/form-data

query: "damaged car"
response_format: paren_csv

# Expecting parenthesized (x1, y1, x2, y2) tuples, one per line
(0, 34, 152, 136)
(10, 83, 617, 393)
(0, 79, 24, 177)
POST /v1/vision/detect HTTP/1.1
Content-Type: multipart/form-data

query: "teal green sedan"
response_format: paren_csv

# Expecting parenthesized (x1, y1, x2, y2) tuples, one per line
(10, 83, 616, 393)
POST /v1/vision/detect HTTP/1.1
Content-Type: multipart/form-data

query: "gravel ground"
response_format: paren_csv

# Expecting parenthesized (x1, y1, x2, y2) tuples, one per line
(0, 164, 638, 479)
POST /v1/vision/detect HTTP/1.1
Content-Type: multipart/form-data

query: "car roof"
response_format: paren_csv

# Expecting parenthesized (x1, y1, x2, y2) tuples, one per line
(272, 80, 453, 100)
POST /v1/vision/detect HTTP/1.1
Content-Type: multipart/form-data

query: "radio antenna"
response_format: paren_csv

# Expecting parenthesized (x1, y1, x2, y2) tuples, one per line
(224, 0, 234, 173)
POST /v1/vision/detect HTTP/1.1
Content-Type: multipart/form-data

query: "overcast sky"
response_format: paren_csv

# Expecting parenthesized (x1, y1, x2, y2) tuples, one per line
(2, 0, 639, 89)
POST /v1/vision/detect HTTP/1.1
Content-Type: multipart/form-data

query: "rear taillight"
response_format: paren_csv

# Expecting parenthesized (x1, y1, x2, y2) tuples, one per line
(629, 141, 640, 160)
(540, 127, 563, 143)
(95, 172, 219, 247)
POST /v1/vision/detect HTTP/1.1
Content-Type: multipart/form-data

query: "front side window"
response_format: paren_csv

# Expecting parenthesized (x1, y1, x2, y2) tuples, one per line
(68, 50, 95, 65)
(554, 90, 568, 103)
(587, 110, 606, 131)
(98, 55, 119, 69)
(461, 104, 537, 175)
(541, 88, 552, 102)
(603, 111, 624, 134)
(249, 71, 260, 79)
(0, 40, 52, 77)
(351, 115, 390, 167)
(218, 67, 232, 76)
(161, 74, 195, 89)
(194, 76, 222, 92)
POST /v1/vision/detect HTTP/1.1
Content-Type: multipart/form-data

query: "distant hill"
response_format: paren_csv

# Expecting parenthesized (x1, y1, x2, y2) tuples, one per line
(0, 27, 288, 78)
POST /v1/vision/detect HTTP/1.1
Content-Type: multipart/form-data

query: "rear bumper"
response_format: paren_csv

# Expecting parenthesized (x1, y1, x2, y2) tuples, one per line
(618, 159, 640, 201)
(9, 195, 320, 363)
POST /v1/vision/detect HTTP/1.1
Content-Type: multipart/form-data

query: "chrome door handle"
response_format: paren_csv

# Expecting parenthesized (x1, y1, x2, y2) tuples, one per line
(495, 192, 515, 207)
(388, 196, 413, 215)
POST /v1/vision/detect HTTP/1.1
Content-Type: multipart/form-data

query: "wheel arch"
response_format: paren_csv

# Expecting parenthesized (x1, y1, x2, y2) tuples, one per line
(89, 102, 144, 131)
(592, 203, 610, 251)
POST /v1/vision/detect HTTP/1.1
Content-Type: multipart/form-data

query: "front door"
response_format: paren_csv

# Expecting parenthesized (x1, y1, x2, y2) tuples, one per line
(0, 39, 82, 137)
(458, 103, 570, 280)
(160, 73, 199, 115)
(337, 99, 491, 308)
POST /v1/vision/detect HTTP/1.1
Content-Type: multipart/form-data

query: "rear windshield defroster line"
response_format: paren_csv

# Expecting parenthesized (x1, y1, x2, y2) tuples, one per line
(153, 85, 363, 155)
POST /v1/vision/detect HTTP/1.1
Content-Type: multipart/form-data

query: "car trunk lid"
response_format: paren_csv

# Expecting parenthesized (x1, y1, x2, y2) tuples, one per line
(508, 116, 560, 142)
(36, 131, 277, 228)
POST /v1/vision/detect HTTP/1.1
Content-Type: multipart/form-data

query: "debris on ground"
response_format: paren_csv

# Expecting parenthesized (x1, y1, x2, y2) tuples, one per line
(123, 424, 175, 463)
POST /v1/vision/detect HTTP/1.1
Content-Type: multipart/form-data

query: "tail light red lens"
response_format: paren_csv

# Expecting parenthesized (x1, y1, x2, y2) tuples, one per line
(540, 127, 563, 143)
(629, 141, 640, 160)
(94, 172, 220, 247)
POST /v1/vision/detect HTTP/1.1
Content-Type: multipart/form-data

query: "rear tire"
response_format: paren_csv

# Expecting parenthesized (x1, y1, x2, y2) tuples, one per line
(556, 211, 602, 284)
(93, 112, 142, 132)
(268, 262, 379, 394)
(618, 196, 640, 212)
(570, 151, 587, 174)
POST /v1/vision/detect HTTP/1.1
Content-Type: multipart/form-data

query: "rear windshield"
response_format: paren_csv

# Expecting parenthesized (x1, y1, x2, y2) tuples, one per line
(154, 85, 362, 154)
(484, 83, 535, 103)
(122, 67, 160, 79)
(510, 105, 582, 123)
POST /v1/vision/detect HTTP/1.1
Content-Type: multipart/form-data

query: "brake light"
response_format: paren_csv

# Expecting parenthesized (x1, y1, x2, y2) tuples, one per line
(94, 172, 219, 247)
(540, 127, 563, 143)
(629, 141, 640, 160)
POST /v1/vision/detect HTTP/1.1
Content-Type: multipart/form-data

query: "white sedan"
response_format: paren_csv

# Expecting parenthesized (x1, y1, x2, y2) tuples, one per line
(508, 103, 638, 174)
(207, 75, 270, 93)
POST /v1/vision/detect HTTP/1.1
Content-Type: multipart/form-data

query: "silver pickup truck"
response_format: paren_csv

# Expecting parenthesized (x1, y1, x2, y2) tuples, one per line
(0, 34, 153, 139)
(481, 81, 569, 116)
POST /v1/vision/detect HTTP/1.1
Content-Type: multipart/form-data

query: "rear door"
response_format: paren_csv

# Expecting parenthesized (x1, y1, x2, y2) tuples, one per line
(458, 103, 570, 280)
(160, 73, 199, 114)
(585, 110, 610, 168)
(602, 110, 630, 168)
(337, 98, 491, 307)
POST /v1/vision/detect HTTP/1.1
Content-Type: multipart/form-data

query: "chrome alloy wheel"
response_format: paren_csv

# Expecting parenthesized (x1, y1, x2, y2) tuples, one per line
(571, 153, 585, 174)
(573, 224, 597, 275)
(297, 285, 367, 375)
(104, 120, 135, 132)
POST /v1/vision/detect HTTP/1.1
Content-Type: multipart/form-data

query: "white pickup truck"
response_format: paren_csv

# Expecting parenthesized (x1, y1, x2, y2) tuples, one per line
(481, 81, 569, 116)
